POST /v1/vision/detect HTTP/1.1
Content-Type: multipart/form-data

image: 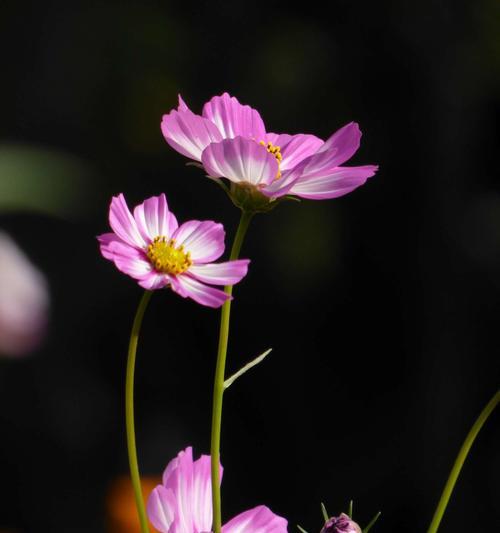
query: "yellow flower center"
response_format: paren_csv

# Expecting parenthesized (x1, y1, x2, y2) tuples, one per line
(260, 140, 282, 179)
(146, 236, 192, 275)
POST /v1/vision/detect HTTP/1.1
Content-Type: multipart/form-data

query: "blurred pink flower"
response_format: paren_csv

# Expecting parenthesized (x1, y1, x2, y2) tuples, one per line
(321, 514, 362, 533)
(162, 93, 378, 201)
(0, 232, 49, 357)
(147, 447, 288, 533)
(97, 194, 249, 308)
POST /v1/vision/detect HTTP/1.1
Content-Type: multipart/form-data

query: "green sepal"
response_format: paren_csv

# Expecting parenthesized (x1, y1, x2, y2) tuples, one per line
(186, 161, 205, 169)
(223, 348, 272, 389)
(320, 502, 329, 522)
(362, 512, 381, 533)
(206, 176, 230, 194)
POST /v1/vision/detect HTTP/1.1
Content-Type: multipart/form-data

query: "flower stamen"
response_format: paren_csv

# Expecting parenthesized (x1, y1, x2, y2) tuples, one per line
(147, 236, 192, 275)
(259, 140, 282, 179)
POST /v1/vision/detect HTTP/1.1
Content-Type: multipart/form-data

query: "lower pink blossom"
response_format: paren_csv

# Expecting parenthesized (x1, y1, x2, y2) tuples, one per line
(147, 447, 288, 533)
(97, 194, 249, 308)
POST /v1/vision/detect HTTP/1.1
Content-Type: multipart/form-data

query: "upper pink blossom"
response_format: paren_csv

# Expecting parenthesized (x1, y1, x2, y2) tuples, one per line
(97, 194, 249, 308)
(161, 93, 378, 201)
(147, 447, 288, 533)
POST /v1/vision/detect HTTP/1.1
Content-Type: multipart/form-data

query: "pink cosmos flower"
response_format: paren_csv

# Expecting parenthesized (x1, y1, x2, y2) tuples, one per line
(97, 194, 249, 308)
(161, 93, 378, 202)
(147, 447, 288, 533)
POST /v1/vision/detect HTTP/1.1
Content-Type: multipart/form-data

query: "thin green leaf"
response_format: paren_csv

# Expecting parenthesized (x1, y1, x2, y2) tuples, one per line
(297, 525, 309, 533)
(223, 349, 272, 389)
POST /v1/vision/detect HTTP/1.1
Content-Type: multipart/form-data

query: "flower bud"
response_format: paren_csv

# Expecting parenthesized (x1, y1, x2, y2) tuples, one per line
(321, 513, 362, 533)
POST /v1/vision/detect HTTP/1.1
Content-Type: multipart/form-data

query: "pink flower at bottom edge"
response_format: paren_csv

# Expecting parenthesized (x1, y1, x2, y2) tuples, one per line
(97, 194, 249, 308)
(147, 447, 288, 533)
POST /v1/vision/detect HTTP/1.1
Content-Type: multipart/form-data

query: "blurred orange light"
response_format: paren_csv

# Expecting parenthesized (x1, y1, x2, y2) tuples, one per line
(107, 475, 160, 533)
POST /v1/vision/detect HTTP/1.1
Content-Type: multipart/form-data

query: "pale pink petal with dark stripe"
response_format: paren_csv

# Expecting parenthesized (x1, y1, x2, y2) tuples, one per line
(133, 193, 178, 242)
(172, 220, 225, 263)
(147, 485, 177, 533)
(222, 505, 288, 533)
(261, 165, 303, 198)
(161, 109, 223, 161)
(164, 447, 195, 532)
(202, 92, 267, 140)
(290, 164, 378, 200)
(312, 122, 362, 168)
(97, 236, 151, 279)
(170, 275, 231, 308)
(189, 259, 250, 286)
(109, 194, 146, 248)
(191, 454, 215, 533)
(202, 137, 278, 187)
(177, 94, 189, 112)
(267, 133, 324, 171)
(137, 272, 169, 290)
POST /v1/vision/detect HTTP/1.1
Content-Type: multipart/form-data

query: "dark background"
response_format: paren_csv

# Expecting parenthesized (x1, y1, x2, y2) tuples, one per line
(0, 0, 499, 531)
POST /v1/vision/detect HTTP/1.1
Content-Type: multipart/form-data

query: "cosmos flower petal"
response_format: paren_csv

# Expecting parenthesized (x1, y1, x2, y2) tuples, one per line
(170, 275, 232, 308)
(290, 164, 378, 200)
(173, 220, 225, 263)
(202, 137, 279, 187)
(191, 454, 222, 532)
(177, 94, 190, 112)
(267, 133, 324, 171)
(97, 232, 122, 260)
(137, 272, 169, 290)
(109, 194, 146, 248)
(162, 454, 180, 487)
(222, 505, 288, 533)
(202, 92, 267, 140)
(315, 122, 362, 167)
(147, 485, 177, 533)
(164, 447, 195, 532)
(261, 165, 303, 198)
(265, 132, 291, 146)
(189, 259, 250, 286)
(161, 109, 223, 161)
(98, 237, 153, 279)
(133, 193, 178, 242)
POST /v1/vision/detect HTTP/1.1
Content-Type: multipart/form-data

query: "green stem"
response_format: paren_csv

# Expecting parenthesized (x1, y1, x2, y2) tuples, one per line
(427, 389, 500, 533)
(211, 210, 254, 533)
(126, 290, 153, 533)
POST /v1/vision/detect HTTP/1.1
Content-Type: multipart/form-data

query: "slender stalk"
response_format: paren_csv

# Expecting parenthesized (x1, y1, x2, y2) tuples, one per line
(427, 389, 500, 533)
(126, 290, 153, 533)
(211, 210, 254, 533)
